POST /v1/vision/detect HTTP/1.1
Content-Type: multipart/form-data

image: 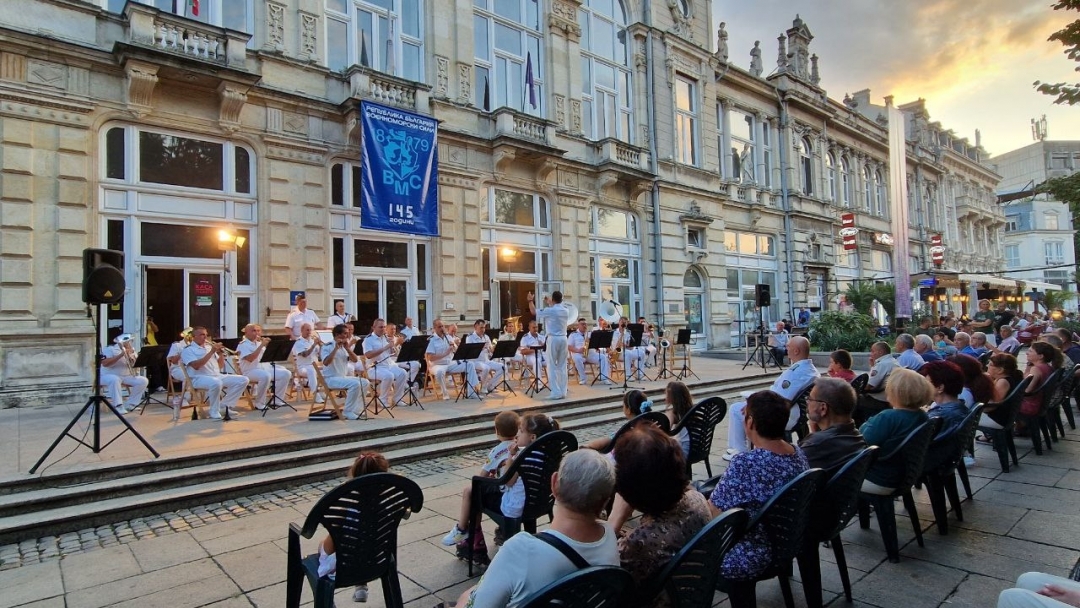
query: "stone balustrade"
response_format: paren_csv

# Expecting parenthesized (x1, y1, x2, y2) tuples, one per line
(493, 108, 553, 145)
(125, 2, 250, 69)
(348, 67, 430, 112)
(593, 139, 650, 170)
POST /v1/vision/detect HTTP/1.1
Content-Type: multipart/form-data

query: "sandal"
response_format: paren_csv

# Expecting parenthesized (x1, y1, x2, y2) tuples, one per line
(975, 434, 994, 444)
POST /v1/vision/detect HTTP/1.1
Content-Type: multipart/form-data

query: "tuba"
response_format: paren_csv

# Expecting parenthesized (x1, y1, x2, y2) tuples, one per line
(599, 300, 623, 325)
(114, 333, 137, 374)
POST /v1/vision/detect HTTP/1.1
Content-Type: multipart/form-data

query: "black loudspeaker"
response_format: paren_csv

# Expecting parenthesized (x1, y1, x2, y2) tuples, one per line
(976, 289, 1000, 301)
(755, 284, 771, 307)
(82, 248, 125, 305)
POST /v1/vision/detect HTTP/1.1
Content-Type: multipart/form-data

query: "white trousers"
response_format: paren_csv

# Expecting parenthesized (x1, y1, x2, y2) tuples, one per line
(432, 362, 480, 398)
(190, 374, 249, 417)
(727, 398, 801, 452)
(571, 351, 611, 383)
(397, 360, 421, 384)
(323, 375, 364, 419)
(476, 360, 506, 391)
(368, 363, 407, 405)
(998, 573, 1080, 608)
(100, 372, 149, 410)
(619, 348, 646, 378)
(547, 335, 569, 398)
(244, 367, 292, 407)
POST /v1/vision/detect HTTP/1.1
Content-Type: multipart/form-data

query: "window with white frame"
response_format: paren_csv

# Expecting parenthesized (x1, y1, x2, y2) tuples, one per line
(761, 120, 773, 188)
(1004, 215, 1018, 232)
(589, 206, 642, 320)
(715, 103, 725, 179)
(492, 188, 550, 229)
(723, 231, 776, 257)
(840, 155, 853, 208)
(798, 137, 813, 195)
(873, 169, 886, 217)
(674, 76, 698, 166)
(329, 161, 362, 208)
(862, 166, 873, 211)
(475, 0, 543, 116)
(836, 248, 858, 269)
(1044, 211, 1060, 230)
(1005, 245, 1020, 268)
(1045, 241, 1065, 265)
(104, 125, 255, 195)
(578, 0, 631, 140)
(729, 109, 754, 183)
(872, 249, 892, 273)
(325, 0, 424, 83)
(687, 226, 705, 249)
(109, 0, 254, 34)
(825, 152, 837, 203)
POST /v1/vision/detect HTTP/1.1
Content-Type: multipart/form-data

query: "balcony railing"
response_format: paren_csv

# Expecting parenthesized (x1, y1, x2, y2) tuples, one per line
(492, 108, 554, 146)
(125, 3, 250, 69)
(593, 139, 650, 171)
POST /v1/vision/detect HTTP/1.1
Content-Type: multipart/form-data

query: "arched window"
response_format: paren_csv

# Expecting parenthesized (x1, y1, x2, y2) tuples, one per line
(862, 166, 873, 211)
(579, 0, 632, 141)
(474, 0, 544, 116)
(840, 156, 853, 208)
(825, 152, 837, 202)
(798, 137, 813, 195)
(683, 268, 704, 335)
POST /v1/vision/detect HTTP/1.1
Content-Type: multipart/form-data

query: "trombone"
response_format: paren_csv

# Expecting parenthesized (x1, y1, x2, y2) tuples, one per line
(114, 333, 137, 375)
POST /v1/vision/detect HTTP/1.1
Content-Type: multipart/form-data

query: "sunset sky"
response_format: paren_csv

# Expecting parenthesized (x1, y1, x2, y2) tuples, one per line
(713, 0, 1080, 157)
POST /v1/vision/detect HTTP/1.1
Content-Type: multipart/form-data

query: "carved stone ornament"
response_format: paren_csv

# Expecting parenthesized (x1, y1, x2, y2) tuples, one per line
(458, 63, 472, 105)
(218, 82, 249, 132)
(27, 59, 66, 90)
(434, 56, 449, 98)
(549, 1, 582, 41)
(299, 12, 318, 61)
(570, 98, 582, 134)
(125, 61, 159, 117)
(265, 1, 285, 53)
(553, 94, 566, 129)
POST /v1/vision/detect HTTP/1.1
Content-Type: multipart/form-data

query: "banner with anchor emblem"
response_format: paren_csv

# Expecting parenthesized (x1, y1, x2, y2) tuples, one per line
(360, 101, 439, 236)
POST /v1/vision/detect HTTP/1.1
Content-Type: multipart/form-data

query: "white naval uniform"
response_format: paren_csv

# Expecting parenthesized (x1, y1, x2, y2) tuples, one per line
(425, 333, 480, 399)
(181, 342, 249, 418)
(520, 332, 546, 377)
(320, 342, 365, 419)
(727, 358, 821, 452)
(362, 333, 407, 406)
(568, 330, 612, 385)
(399, 326, 419, 340)
(284, 308, 320, 339)
(100, 344, 149, 412)
(535, 303, 570, 399)
(612, 327, 646, 380)
(237, 338, 291, 408)
(290, 337, 319, 392)
(167, 341, 187, 383)
(326, 313, 355, 329)
(466, 331, 504, 392)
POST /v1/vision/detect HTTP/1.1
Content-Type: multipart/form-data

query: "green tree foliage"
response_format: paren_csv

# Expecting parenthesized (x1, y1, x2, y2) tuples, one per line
(1035, 0, 1080, 105)
(808, 310, 878, 352)
(844, 281, 895, 319)
(1042, 289, 1077, 311)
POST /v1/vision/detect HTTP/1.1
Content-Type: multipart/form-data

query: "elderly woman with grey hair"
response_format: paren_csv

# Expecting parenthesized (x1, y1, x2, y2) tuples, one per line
(449, 449, 619, 608)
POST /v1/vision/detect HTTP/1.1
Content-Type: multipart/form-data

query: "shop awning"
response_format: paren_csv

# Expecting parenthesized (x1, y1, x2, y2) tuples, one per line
(957, 273, 1018, 289)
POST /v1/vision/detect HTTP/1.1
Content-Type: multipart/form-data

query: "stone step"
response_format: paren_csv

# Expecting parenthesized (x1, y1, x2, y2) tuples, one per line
(0, 374, 777, 544)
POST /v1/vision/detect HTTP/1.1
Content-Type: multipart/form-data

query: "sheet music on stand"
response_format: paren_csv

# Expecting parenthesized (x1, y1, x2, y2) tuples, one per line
(524, 337, 549, 397)
(491, 337, 520, 396)
(132, 345, 170, 412)
(259, 337, 297, 415)
(396, 335, 430, 409)
(452, 342, 485, 403)
(586, 330, 614, 386)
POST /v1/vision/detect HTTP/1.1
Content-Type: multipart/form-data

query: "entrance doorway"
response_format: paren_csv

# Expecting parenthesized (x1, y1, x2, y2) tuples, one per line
(355, 277, 408, 336)
(145, 268, 223, 341)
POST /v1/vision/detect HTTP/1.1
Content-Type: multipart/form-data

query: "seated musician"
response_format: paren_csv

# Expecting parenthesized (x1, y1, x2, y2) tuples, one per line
(520, 320, 546, 378)
(466, 319, 504, 395)
(638, 317, 658, 367)
(425, 319, 481, 400)
(181, 327, 249, 420)
(290, 323, 321, 402)
(326, 299, 355, 330)
(399, 316, 419, 340)
(320, 324, 367, 420)
(386, 323, 421, 387)
(614, 317, 645, 381)
(569, 318, 613, 385)
(167, 328, 192, 386)
(237, 324, 292, 410)
(362, 318, 408, 408)
(100, 335, 149, 414)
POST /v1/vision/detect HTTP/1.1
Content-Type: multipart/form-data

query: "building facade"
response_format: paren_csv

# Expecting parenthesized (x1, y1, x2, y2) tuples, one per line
(0, 0, 1004, 404)
(993, 141, 1078, 308)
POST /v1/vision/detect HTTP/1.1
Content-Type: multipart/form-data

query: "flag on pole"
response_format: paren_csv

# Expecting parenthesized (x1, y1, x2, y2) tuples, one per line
(886, 96, 912, 320)
(188, 0, 199, 17)
(483, 75, 491, 112)
(359, 29, 369, 67)
(524, 52, 537, 109)
(385, 20, 396, 75)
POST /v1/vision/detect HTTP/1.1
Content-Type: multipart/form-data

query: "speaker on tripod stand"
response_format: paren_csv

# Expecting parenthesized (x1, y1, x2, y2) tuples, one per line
(30, 248, 158, 474)
(742, 284, 776, 372)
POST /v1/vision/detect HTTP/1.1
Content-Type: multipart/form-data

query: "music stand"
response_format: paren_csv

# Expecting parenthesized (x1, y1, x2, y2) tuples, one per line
(653, 330, 674, 381)
(453, 342, 485, 402)
(524, 337, 550, 397)
(132, 345, 170, 414)
(491, 338, 520, 396)
(259, 338, 297, 416)
(396, 335, 429, 409)
(613, 325, 644, 391)
(355, 339, 392, 417)
(675, 328, 700, 380)
(586, 330, 614, 386)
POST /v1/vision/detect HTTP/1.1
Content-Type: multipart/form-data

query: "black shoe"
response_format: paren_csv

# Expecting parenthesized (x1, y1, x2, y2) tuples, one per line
(493, 526, 505, 546)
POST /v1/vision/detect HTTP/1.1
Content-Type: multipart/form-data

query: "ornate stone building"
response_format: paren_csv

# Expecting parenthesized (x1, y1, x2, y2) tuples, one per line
(0, 1, 1003, 403)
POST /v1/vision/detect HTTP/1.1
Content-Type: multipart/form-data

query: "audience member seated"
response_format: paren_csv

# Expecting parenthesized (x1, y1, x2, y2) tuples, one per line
(894, 333, 924, 371)
(664, 381, 694, 458)
(827, 349, 856, 382)
(725, 336, 819, 460)
(854, 341, 896, 426)
(859, 368, 932, 495)
(709, 390, 809, 582)
(996, 326, 1021, 354)
(946, 353, 994, 410)
(977, 353, 1024, 443)
(921, 360, 969, 440)
(584, 389, 651, 452)
(998, 572, 1080, 608)
(450, 449, 618, 608)
(1017, 342, 1061, 436)
(914, 334, 943, 362)
(1056, 329, 1080, 364)
(768, 321, 790, 365)
(799, 377, 868, 471)
(610, 425, 712, 608)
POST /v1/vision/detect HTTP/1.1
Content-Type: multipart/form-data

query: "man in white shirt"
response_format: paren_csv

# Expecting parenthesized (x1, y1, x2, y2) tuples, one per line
(290, 323, 321, 400)
(325, 299, 355, 329)
(181, 326, 249, 420)
(855, 341, 897, 425)
(612, 317, 646, 381)
(284, 294, 320, 339)
(768, 321, 790, 366)
(466, 319, 504, 394)
(425, 319, 480, 400)
(320, 324, 366, 420)
(529, 291, 570, 400)
(520, 320, 546, 384)
(100, 337, 149, 414)
(237, 323, 291, 409)
(399, 316, 419, 340)
(569, 318, 612, 385)
(362, 318, 408, 407)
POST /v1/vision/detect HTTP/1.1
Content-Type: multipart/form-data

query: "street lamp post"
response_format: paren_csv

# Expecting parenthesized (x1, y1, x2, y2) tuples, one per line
(218, 229, 247, 336)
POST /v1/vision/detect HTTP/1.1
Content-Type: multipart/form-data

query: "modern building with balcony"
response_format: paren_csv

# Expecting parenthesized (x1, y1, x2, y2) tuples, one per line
(0, 1, 1004, 403)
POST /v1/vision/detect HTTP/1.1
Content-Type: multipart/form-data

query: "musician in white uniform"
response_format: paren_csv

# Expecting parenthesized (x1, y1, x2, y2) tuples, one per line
(399, 317, 419, 340)
(237, 323, 292, 409)
(167, 328, 192, 385)
(181, 326, 249, 420)
(326, 299, 355, 329)
(466, 319, 504, 394)
(321, 324, 365, 420)
(613, 317, 646, 381)
(100, 336, 149, 413)
(520, 321, 546, 376)
(284, 294, 320, 339)
(425, 319, 480, 400)
(638, 317, 658, 367)
(529, 291, 570, 400)
(362, 318, 408, 407)
(568, 318, 613, 385)
(386, 323, 421, 386)
(290, 323, 321, 400)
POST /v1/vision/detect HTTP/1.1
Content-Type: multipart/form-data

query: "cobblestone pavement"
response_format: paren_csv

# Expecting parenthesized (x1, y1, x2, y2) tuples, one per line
(0, 421, 621, 572)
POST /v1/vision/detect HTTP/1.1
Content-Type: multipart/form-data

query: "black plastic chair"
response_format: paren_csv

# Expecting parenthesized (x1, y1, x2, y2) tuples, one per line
(1019, 368, 1062, 455)
(467, 430, 578, 576)
(1046, 364, 1077, 440)
(851, 373, 870, 393)
(598, 411, 671, 454)
(856, 418, 940, 563)
(978, 376, 1032, 473)
(921, 405, 985, 535)
(978, 351, 992, 371)
(797, 447, 878, 608)
(722, 468, 826, 608)
(286, 473, 424, 608)
(784, 382, 815, 443)
(634, 508, 750, 608)
(669, 396, 727, 478)
(518, 566, 634, 608)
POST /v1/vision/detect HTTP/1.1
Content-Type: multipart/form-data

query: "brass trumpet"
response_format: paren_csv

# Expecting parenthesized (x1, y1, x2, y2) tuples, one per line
(114, 333, 137, 375)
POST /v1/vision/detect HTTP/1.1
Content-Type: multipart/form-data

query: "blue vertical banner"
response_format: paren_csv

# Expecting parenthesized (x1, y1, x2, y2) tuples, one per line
(360, 101, 439, 236)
